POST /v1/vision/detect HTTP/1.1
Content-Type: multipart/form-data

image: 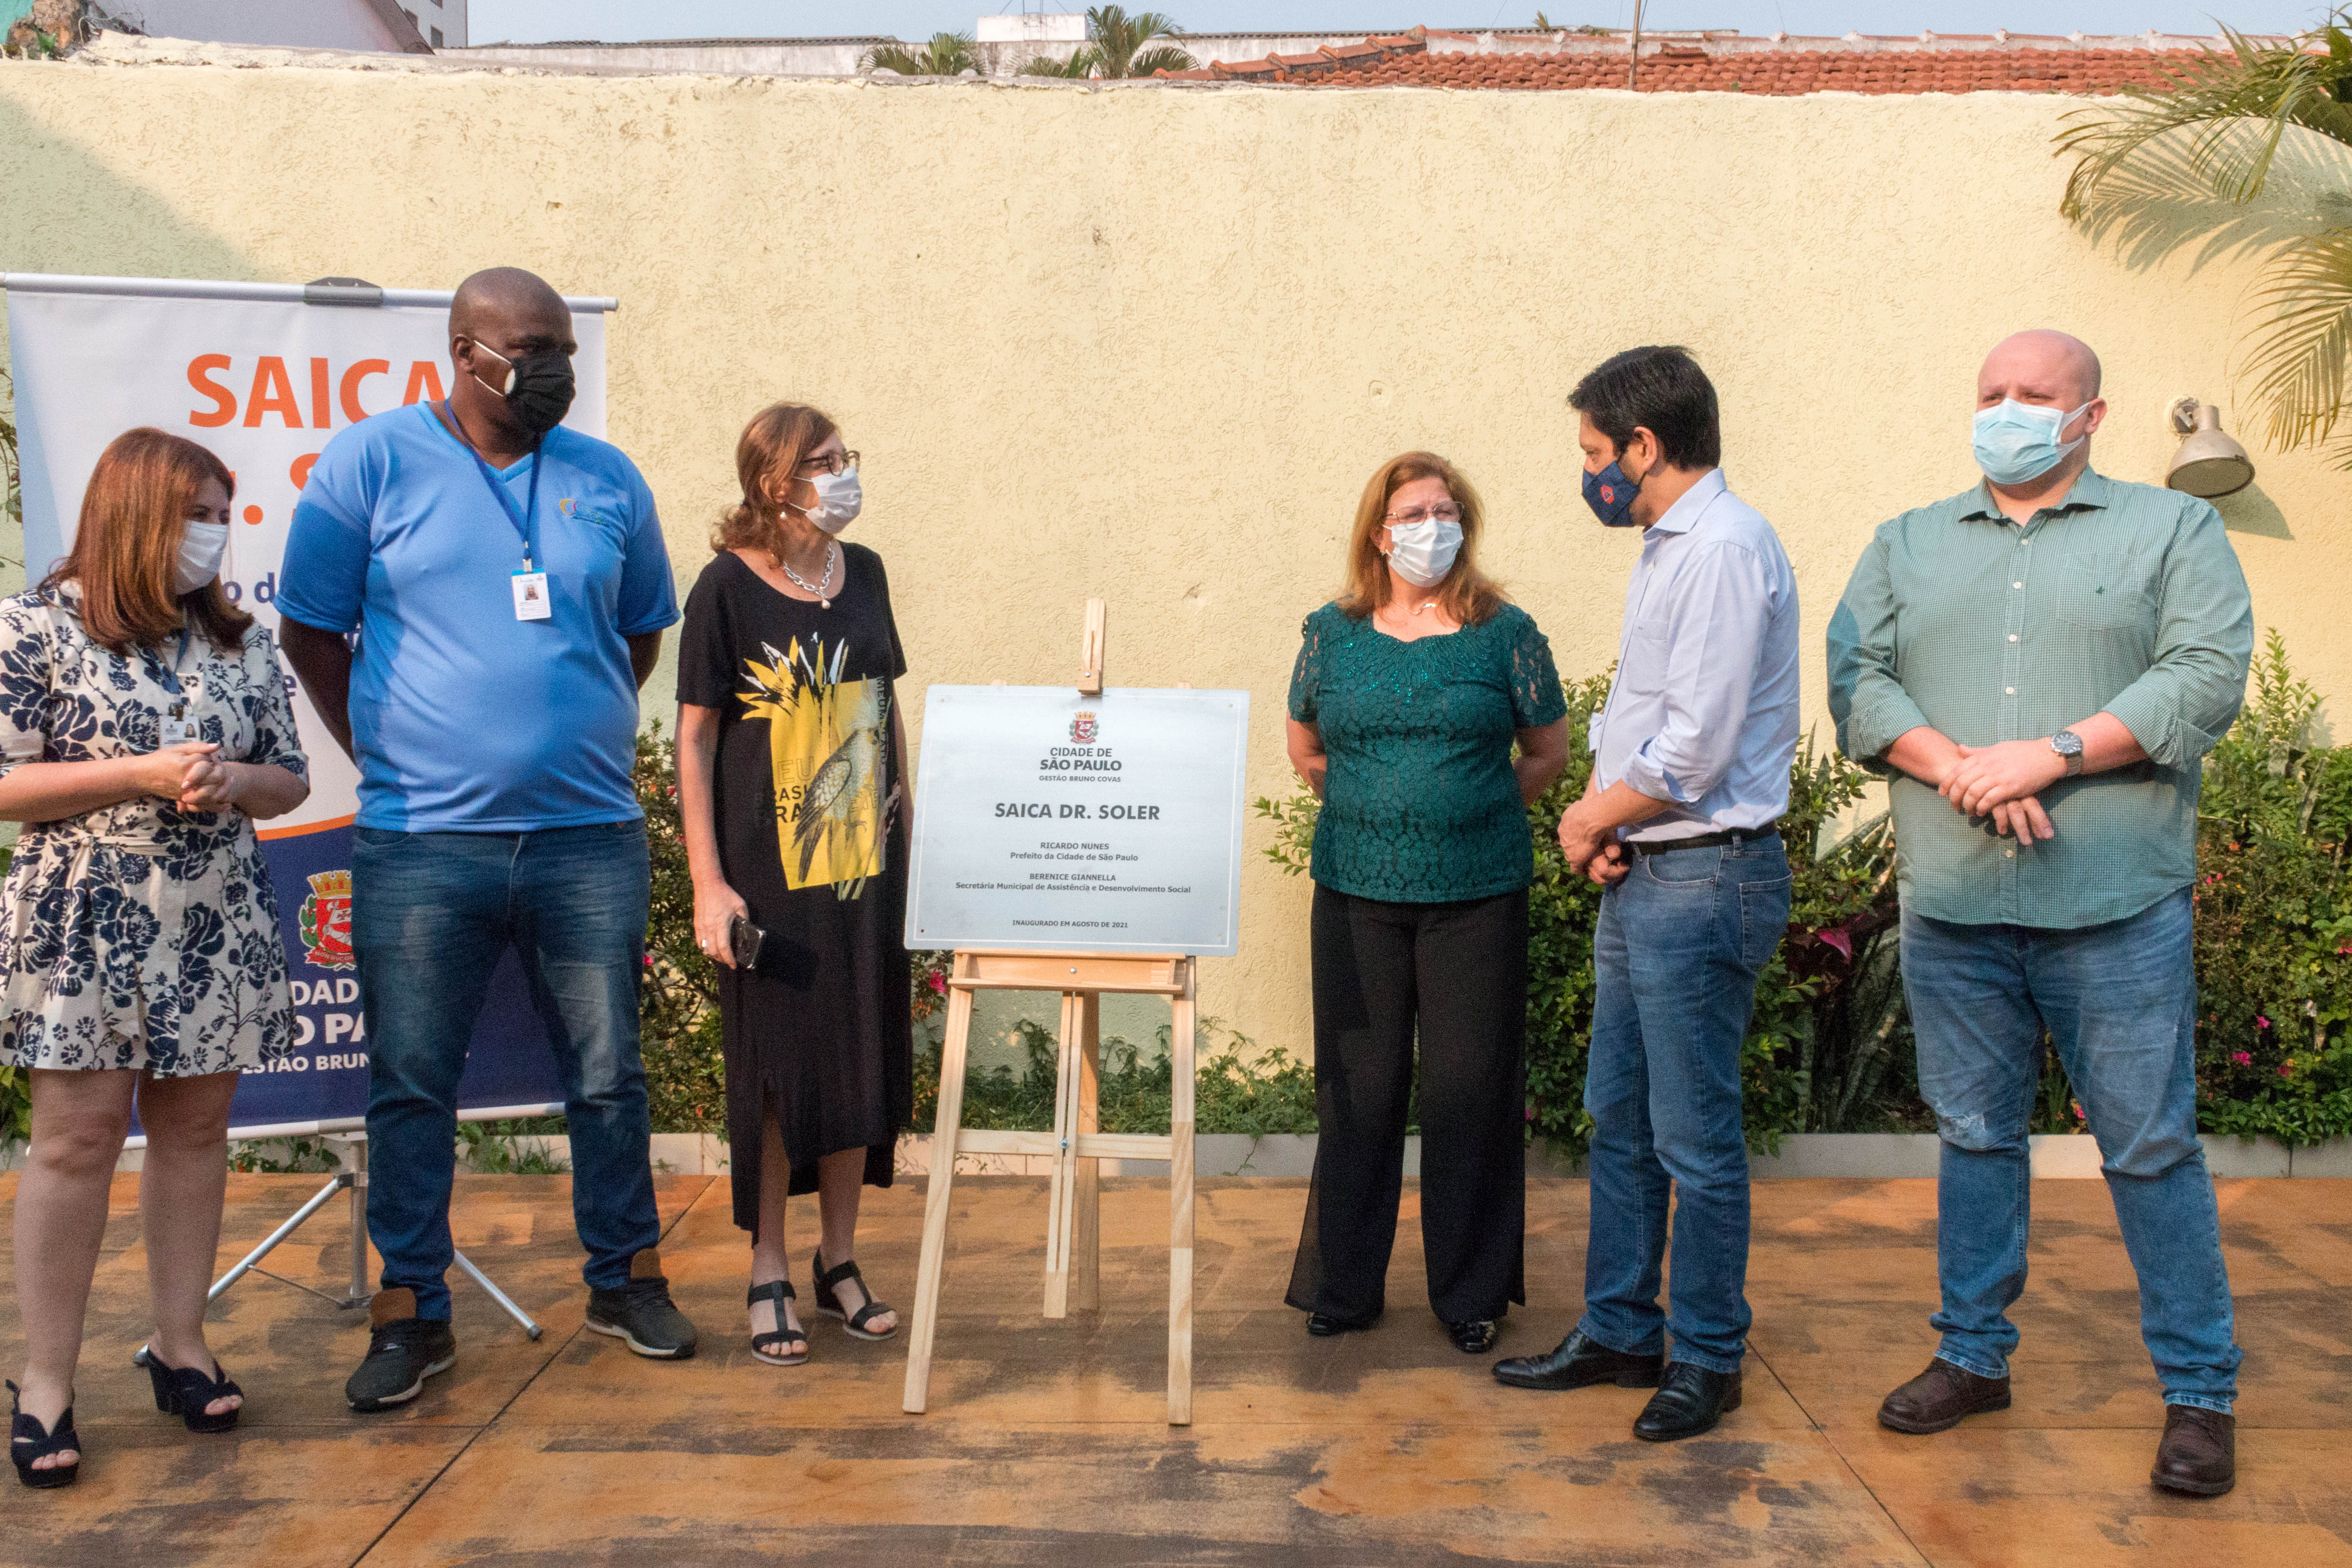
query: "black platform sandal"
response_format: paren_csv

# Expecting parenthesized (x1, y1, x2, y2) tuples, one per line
(747, 1279, 808, 1366)
(133, 1345, 243, 1433)
(9, 1380, 79, 1489)
(813, 1251, 899, 1342)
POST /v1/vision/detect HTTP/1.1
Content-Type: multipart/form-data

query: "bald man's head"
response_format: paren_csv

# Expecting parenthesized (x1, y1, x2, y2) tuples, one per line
(445, 267, 578, 451)
(1980, 330, 2102, 410)
(450, 267, 569, 343)
(1973, 329, 2108, 492)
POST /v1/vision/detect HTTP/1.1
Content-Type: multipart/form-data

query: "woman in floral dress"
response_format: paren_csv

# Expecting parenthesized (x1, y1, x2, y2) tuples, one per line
(0, 429, 309, 1487)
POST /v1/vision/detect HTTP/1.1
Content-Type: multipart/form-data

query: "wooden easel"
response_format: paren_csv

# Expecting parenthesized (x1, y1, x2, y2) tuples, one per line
(900, 600, 1199, 1425)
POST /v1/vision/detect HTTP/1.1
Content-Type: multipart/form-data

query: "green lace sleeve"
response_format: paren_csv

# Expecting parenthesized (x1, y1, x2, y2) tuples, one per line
(1288, 608, 1327, 722)
(1507, 609, 1570, 729)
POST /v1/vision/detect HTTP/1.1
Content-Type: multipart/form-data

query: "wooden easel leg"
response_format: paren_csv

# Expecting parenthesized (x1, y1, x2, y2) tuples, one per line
(1071, 992, 1102, 1314)
(1042, 989, 1086, 1319)
(1168, 961, 1196, 1426)
(903, 965, 975, 1414)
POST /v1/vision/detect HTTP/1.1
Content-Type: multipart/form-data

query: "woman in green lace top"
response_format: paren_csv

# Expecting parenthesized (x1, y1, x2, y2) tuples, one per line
(1281, 451, 1570, 1357)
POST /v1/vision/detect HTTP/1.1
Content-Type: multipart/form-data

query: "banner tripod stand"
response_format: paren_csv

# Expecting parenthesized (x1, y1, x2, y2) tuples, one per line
(197, 1127, 544, 1339)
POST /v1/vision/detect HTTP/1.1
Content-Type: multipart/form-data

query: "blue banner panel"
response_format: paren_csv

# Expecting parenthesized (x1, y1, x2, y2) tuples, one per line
(197, 825, 568, 1134)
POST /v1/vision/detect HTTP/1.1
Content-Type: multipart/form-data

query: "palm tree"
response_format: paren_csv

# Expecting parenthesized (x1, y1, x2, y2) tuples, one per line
(864, 32, 982, 75)
(1022, 6, 1195, 79)
(1090, 6, 1195, 76)
(2059, 14, 2352, 464)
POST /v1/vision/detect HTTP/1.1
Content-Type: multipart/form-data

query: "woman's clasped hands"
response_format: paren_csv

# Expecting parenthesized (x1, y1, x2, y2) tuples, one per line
(136, 741, 241, 814)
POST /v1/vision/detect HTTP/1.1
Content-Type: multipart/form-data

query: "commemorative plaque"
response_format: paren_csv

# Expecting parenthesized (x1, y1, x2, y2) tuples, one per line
(904, 685, 1250, 956)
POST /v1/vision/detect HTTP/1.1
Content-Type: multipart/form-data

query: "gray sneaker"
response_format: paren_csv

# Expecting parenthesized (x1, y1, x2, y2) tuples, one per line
(584, 1250, 698, 1359)
(346, 1289, 457, 1412)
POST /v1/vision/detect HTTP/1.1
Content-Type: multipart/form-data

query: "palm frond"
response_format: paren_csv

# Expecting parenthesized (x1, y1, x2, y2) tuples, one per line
(1128, 43, 1197, 76)
(863, 31, 980, 75)
(1024, 49, 1097, 77)
(2060, 20, 2352, 218)
(2243, 229, 2352, 458)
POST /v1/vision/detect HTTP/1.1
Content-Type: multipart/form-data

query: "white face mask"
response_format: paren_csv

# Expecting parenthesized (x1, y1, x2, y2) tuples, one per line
(175, 521, 229, 595)
(1384, 518, 1462, 588)
(804, 466, 863, 535)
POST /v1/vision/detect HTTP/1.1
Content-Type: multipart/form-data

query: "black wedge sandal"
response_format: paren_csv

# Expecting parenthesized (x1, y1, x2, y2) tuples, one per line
(747, 1279, 808, 1366)
(133, 1346, 243, 1433)
(9, 1380, 80, 1489)
(813, 1251, 899, 1342)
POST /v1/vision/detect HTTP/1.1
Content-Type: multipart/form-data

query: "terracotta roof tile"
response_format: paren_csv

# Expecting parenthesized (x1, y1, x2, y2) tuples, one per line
(1156, 32, 2224, 94)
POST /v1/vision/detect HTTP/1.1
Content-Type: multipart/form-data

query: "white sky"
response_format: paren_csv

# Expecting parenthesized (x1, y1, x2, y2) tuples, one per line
(471, 1, 2328, 46)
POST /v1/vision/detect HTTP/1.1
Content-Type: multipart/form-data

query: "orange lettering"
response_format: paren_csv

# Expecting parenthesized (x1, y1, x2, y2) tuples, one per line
(243, 357, 302, 428)
(339, 359, 389, 424)
(290, 453, 320, 490)
(187, 354, 235, 427)
(310, 357, 331, 429)
(401, 361, 445, 405)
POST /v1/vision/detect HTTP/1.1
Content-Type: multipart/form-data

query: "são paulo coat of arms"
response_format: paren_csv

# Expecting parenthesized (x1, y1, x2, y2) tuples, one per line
(300, 869, 356, 971)
(1070, 713, 1098, 745)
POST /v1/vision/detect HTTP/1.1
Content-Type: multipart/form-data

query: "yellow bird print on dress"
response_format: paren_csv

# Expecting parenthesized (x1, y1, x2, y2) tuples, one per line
(792, 679, 885, 886)
(739, 637, 890, 895)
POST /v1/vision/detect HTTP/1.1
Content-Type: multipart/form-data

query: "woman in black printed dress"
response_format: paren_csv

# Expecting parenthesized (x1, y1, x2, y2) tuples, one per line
(675, 404, 913, 1368)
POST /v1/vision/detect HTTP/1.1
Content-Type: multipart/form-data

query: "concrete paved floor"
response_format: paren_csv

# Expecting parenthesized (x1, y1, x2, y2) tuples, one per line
(0, 1171, 2341, 1565)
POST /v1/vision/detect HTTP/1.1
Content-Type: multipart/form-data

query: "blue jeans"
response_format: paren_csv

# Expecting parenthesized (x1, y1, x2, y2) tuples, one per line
(1903, 888, 2239, 1413)
(1579, 834, 1791, 1374)
(353, 821, 661, 1321)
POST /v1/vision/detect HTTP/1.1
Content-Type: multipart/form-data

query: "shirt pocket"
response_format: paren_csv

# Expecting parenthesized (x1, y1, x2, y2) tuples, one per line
(1617, 614, 1672, 699)
(2056, 551, 2151, 632)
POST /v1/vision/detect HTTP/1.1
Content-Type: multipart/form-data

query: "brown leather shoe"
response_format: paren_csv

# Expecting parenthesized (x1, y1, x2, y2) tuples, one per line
(2151, 1406, 2235, 1497)
(1877, 1359, 2012, 1434)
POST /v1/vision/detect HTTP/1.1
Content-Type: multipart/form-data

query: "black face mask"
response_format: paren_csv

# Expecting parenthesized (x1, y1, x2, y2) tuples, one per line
(471, 342, 576, 438)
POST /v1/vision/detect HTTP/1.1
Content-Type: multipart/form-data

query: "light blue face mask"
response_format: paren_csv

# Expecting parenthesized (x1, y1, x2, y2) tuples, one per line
(1973, 398, 2092, 485)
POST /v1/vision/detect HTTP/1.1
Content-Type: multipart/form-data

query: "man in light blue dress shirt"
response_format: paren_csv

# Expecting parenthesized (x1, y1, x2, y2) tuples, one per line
(1492, 346, 1799, 1443)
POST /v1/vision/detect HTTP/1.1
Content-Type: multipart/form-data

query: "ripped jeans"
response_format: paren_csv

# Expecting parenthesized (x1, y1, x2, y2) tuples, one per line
(1902, 888, 2239, 1412)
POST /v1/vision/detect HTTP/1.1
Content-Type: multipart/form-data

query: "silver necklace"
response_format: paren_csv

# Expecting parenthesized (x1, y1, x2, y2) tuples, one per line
(776, 541, 839, 608)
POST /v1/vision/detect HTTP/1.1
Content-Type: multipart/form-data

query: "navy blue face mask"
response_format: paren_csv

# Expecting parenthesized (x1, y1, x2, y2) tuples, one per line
(1582, 459, 1644, 528)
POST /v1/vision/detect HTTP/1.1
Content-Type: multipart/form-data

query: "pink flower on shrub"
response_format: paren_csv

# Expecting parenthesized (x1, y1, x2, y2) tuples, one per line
(927, 972, 946, 995)
(2233, 1050, 2253, 1067)
(2258, 1015, 2272, 1030)
(2280, 1061, 2295, 1077)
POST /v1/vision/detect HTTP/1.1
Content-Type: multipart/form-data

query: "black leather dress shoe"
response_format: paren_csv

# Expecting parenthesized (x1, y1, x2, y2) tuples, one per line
(1445, 1319, 1501, 1355)
(1492, 1330, 1664, 1391)
(1877, 1359, 2011, 1434)
(2151, 1406, 2235, 1497)
(1631, 1362, 1741, 1441)
(1306, 1312, 1372, 1338)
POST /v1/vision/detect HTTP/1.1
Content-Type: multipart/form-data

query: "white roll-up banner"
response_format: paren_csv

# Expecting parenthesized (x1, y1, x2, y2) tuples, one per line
(2, 273, 617, 1133)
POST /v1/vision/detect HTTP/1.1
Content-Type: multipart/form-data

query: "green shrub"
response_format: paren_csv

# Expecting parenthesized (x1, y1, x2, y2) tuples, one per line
(2191, 633, 2352, 1144)
(910, 1016, 1320, 1137)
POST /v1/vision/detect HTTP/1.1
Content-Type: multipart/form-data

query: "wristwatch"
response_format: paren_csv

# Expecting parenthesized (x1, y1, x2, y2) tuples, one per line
(2049, 729, 2085, 778)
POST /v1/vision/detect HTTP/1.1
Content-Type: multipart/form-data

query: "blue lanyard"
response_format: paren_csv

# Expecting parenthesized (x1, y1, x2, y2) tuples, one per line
(443, 404, 542, 569)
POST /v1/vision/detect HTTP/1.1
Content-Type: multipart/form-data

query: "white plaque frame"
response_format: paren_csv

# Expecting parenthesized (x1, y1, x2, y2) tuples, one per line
(904, 685, 1250, 956)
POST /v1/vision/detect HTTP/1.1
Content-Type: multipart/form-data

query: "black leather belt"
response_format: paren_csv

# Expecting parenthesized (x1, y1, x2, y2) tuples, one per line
(1621, 822, 1781, 857)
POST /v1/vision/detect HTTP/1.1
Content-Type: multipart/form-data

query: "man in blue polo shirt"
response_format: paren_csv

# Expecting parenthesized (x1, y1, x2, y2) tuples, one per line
(280, 267, 697, 1412)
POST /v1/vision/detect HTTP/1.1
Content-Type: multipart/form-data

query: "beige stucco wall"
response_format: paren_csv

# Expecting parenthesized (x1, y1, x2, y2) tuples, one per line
(1, 60, 2344, 1059)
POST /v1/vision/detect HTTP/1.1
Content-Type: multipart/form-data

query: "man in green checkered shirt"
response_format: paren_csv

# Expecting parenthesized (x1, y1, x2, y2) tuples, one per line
(1827, 330, 2251, 1498)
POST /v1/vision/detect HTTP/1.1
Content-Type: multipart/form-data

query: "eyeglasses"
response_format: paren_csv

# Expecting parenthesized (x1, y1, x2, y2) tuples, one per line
(1384, 504, 1461, 527)
(797, 449, 861, 477)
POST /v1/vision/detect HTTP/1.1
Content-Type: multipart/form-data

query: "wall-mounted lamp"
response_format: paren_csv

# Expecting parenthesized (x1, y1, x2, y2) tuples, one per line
(2165, 397, 2256, 498)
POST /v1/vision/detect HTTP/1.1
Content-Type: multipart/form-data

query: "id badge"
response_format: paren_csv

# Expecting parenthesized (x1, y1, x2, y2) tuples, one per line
(161, 717, 198, 746)
(512, 569, 552, 621)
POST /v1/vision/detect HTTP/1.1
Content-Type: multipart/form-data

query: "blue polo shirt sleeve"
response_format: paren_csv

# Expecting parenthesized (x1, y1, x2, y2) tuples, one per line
(277, 427, 378, 635)
(613, 458, 679, 636)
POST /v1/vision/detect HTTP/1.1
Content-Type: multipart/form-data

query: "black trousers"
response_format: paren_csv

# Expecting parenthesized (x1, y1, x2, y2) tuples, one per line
(1285, 882, 1529, 1325)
